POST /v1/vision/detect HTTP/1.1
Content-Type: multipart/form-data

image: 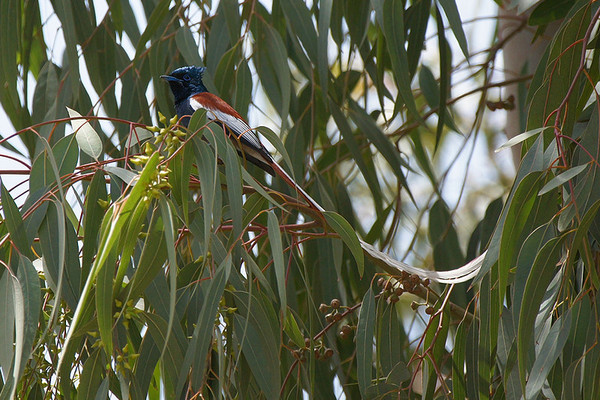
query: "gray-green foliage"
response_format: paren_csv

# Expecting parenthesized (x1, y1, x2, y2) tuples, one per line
(0, 0, 599, 398)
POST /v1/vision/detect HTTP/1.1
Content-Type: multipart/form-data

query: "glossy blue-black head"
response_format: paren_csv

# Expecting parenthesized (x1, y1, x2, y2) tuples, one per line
(161, 66, 208, 104)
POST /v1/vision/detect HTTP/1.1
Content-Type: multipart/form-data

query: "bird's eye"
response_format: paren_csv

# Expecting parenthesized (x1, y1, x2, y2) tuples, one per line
(183, 74, 191, 82)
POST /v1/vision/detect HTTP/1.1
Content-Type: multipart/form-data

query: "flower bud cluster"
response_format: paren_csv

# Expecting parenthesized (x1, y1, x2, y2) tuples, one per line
(147, 112, 187, 157)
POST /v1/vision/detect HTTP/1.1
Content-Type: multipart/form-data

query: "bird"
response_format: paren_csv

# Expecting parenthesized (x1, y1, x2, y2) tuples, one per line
(160, 66, 485, 284)
(160, 65, 324, 212)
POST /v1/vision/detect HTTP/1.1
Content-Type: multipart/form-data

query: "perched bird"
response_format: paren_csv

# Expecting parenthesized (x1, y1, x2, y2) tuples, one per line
(161, 66, 485, 284)
(161, 65, 323, 211)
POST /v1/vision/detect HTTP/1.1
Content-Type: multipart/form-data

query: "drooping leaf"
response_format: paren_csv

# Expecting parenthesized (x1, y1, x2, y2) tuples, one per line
(67, 107, 102, 161)
(357, 287, 376, 397)
(324, 211, 365, 276)
(233, 291, 281, 399)
(539, 164, 588, 195)
(267, 211, 287, 315)
(176, 256, 231, 396)
(518, 235, 567, 390)
(438, 0, 469, 58)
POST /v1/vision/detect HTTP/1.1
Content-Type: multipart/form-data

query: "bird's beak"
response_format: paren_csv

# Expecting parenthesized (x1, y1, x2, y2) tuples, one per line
(160, 75, 182, 83)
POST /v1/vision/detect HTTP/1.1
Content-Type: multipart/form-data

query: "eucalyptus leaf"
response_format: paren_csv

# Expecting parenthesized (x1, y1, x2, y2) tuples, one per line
(67, 107, 103, 160)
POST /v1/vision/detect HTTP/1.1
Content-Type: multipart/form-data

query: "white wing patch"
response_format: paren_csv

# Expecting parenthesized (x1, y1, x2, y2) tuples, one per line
(189, 97, 265, 151)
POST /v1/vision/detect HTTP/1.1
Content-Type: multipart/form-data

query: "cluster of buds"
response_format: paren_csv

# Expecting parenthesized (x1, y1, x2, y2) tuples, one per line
(146, 112, 187, 156)
(115, 342, 140, 374)
(486, 94, 515, 111)
(130, 142, 172, 200)
(410, 300, 436, 315)
(377, 272, 430, 304)
(290, 338, 335, 362)
(339, 324, 354, 339)
(312, 338, 334, 361)
(114, 298, 143, 329)
(147, 163, 171, 200)
(319, 298, 346, 324)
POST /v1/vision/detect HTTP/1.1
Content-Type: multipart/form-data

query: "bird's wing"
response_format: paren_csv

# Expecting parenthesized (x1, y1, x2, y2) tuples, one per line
(189, 92, 269, 158)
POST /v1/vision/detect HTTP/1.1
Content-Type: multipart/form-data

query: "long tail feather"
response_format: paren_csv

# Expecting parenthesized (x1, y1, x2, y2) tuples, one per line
(270, 161, 484, 283)
(361, 241, 485, 283)
(270, 162, 325, 212)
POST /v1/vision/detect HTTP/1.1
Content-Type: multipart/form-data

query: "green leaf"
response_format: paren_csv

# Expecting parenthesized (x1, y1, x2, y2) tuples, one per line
(406, 0, 431, 76)
(517, 235, 567, 390)
(424, 311, 450, 397)
(280, 0, 318, 61)
(241, 168, 285, 210)
(386, 361, 411, 385)
(1, 182, 33, 258)
(348, 100, 412, 194)
(0, 273, 15, 386)
(438, 0, 469, 58)
(205, 12, 231, 75)
(233, 59, 252, 115)
(377, 300, 406, 378)
(50, 1, 79, 100)
(194, 136, 221, 253)
(139, 312, 184, 389)
(134, 0, 170, 59)
(496, 127, 552, 152)
(529, 0, 573, 25)
(233, 292, 281, 399)
(213, 44, 240, 99)
(283, 311, 305, 348)
(539, 164, 588, 195)
(170, 142, 194, 225)
(318, 0, 333, 98)
(324, 211, 364, 276)
(96, 244, 120, 358)
(419, 65, 441, 108)
(104, 166, 138, 186)
(127, 127, 153, 150)
(94, 377, 110, 400)
(82, 171, 108, 279)
(377, 0, 421, 121)
(225, 131, 243, 239)
(512, 224, 555, 319)
(568, 200, 600, 287)
(38, 201, 72, 310)
(498, 172, 544, 302)
(67, 107, 103, 160)
(330, 100, 383, 215)
(58, 153, 160, 373)
(525, 310, 572, 399)
(452, 319, 469, 399)
(220, 0, 241, 45)
(176, 256, 231, 396)
(14, 255, 40, 385)
(252, 20, 290, 123)
(267, 211, 287, 315)
(0, 0, 20, 130)
(4, 271, 24, 400)
(157, 195, 178, 366)
(22, 189, 49, 247)
(357, 287, 376, 397)
(52, 133, 79, 178)
(465, 320, 479, 399)
(256, 126, 295, 175)
(526, 3, 590, 136)
(126, 207, 168, 300)
(175, 27, 204, 66)
(77, 348, 105, 400)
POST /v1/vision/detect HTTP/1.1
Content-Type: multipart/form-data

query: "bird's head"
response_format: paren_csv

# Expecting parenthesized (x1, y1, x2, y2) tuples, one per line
(161, 66, 208, 104)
